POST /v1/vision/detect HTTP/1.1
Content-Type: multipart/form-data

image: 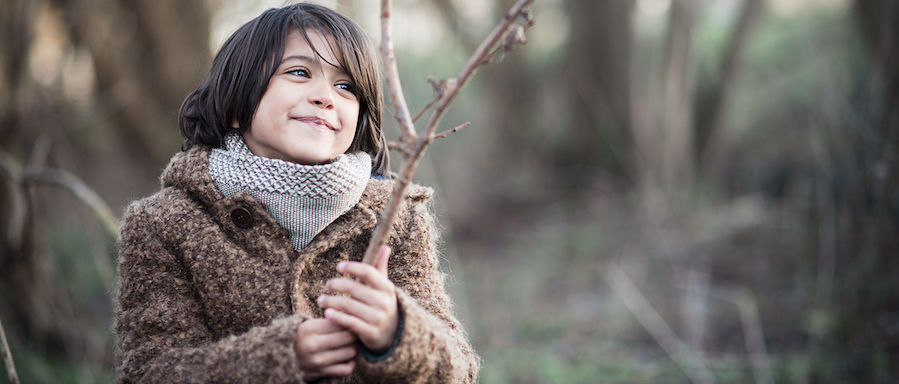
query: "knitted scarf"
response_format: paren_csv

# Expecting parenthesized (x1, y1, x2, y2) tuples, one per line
(209, 134, 371, 250)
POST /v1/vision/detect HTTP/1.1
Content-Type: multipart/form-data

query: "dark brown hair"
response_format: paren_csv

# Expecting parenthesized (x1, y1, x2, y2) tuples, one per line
(179, 3, 388, 175)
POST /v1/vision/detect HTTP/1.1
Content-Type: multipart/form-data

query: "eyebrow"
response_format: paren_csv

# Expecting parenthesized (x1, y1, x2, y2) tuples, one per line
(281, 55, 347, 74)
(282, 54, 315, 63)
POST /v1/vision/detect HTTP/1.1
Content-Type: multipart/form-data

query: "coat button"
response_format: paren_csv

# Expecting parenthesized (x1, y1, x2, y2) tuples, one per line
(230, 206, 254, 229)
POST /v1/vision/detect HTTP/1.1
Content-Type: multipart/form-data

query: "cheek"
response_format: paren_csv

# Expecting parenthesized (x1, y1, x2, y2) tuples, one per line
(345, 101, 360, 126)
(342, 103, 361, 140)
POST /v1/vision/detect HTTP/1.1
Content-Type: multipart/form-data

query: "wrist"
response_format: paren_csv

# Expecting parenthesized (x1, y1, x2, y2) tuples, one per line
(361, 299, 404, 362)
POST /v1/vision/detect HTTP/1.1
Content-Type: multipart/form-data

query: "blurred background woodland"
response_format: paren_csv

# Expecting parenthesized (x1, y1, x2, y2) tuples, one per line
(1, 0, 897, 382)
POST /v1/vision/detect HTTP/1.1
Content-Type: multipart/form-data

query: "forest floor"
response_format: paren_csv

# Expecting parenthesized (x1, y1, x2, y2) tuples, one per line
(447, 190, 821, 384)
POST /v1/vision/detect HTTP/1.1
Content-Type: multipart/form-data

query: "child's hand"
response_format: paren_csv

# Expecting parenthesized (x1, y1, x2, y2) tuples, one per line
(318, 245, 399, 353)
(294, 319, 358, 379)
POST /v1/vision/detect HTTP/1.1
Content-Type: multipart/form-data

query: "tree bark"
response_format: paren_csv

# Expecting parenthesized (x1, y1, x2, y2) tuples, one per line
(564, 0, 633, 178)
(661, 0, 698, 189)
(695, 0, 763, 172)
(50, 0, 210, 164)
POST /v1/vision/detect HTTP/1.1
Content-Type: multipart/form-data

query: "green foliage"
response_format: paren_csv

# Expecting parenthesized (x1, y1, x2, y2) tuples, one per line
(0, 346, 112, 384)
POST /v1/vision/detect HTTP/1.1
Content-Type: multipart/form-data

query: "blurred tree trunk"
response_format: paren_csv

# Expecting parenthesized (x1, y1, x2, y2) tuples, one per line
(695, 0, 762, 172)
(825, 1, 899, 381)
(661, 0, 698, 190)
(0, 0, 211, 362)
(0, 0, 64, 352)
(563, 0, 633, 180)
(50, 0, 210, 164)
(635, 0, 761, 207)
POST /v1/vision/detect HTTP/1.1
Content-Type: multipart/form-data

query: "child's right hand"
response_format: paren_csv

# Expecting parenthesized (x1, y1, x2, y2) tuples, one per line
(295, 318, 358, 380)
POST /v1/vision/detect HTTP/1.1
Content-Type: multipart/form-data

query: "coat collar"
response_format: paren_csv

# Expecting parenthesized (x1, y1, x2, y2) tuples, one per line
(159, 146, 432, 257)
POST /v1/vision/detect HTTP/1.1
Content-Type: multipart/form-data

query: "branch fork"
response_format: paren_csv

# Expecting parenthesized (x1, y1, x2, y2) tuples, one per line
(363, 0, 534, 264)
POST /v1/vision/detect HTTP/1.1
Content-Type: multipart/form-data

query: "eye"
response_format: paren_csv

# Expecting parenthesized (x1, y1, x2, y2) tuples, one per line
(336, 82, 357, 95)
(286, 68, 309, 77)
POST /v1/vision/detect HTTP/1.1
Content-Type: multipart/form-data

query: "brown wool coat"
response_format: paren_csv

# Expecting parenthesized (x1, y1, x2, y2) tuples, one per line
(114, 146, 479, 383)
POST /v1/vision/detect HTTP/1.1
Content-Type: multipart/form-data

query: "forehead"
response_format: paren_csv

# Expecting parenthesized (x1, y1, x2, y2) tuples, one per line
(283, 28, 345, 68)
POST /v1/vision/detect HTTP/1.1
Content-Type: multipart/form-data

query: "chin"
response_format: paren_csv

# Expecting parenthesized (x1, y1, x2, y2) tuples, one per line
(288, 154, 330, 165)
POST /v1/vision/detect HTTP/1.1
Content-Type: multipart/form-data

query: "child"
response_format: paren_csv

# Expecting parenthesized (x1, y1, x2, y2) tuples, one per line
(114, 3, 479, 383)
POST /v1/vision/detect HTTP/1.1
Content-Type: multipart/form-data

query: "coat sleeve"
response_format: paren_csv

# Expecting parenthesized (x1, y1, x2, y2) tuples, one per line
(355, 199, 480, 383)
(114, 201, 307, 384)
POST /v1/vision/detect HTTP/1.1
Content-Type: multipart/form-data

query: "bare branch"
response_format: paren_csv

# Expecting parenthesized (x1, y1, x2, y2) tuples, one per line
(423, 0, 534, 138)
(413, 97, 439, 124)
(362, 143, 428, 265)
(363, 0, 534, 265)
(0, 151, 28, 249)
(23, 168, 120, 240)
(387, 140, 403, 151)
(697, 0, 762, 170)
(735, 291, 773, 384)
(387, 140, 410, 156)
(411, 76, 456, 124)
(380, 0, 417, 144)
(605, 263, 715, 384)
(435, 122, 471, 139)
(1, 149, 119, 240)
(0, 317, 20, 384)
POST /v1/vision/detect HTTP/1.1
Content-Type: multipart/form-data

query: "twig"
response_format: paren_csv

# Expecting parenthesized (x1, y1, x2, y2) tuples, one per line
(387, 140, 405, 153)
(422, 0, 533, 139)
(379, 0, 417, 144)
(363, 0, 534, 265)
(734, 291, 773, 384)
(1, 151, 119, 239)
(23, 168, 119, 240)
(688, 285, 774, 384)
(435, 122, 471, 139)
(0, 151, 28, 250)
(604, 263, 715, 384)
(412, 96, 439, 124)
(0, 317, 20, 384)
(0, 149, 119, 291)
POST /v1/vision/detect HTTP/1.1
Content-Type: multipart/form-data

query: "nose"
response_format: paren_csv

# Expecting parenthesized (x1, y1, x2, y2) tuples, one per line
(308, 81, 334, 110)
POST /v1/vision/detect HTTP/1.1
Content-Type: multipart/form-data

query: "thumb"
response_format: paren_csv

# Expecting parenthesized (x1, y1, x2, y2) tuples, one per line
(375, 245, 391, 275)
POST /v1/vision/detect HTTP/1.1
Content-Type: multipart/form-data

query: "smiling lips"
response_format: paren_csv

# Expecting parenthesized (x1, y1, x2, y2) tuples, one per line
(293, 116, 336, 131)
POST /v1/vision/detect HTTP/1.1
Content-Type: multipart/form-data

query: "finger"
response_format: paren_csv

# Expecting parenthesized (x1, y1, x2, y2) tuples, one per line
(335, 261, 394, 292)
(308, 345, 357, 368)
(326, 277, 391, 309)
(324, 308, 379, 342)
(375, 245, 391, 275)
(304, 330, 357, 353)
(299, 318, 347, 335)
(315, 360, 356, 378)
(318, 294, 382, 325)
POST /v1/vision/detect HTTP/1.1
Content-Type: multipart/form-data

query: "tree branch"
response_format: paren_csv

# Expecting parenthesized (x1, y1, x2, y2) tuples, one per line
(0, 317, 19, 384)
(423, 0, 533, 139)
(363, 0, 534, 265)
(23, 169, 120, 240)
(605, 263, 714, 384)
(697, 0, 762, 169)
(734, 291, 773, 384)
(380, 0, 417, 144)
(413, 96, 439, 124)
(0, 150, 119, 240)
(435, 122, 471, 139)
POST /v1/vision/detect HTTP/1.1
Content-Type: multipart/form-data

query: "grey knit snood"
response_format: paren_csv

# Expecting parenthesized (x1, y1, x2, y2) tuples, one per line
(209, 134, 371, 250)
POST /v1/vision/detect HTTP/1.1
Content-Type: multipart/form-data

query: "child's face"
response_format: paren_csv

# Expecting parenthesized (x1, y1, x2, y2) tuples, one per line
(242, 29, 359, 165)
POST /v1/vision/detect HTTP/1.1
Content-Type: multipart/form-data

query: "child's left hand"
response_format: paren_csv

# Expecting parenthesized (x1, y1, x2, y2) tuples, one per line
(318, 245, 399, 353)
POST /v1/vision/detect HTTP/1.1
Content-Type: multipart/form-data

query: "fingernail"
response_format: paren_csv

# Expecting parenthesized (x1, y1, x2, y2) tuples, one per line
(337, 261, 347, 271)
(317, 295, 324, 305)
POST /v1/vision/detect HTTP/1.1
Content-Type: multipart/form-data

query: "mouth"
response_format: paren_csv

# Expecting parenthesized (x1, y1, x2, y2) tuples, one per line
(293, 116, 336, 131)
